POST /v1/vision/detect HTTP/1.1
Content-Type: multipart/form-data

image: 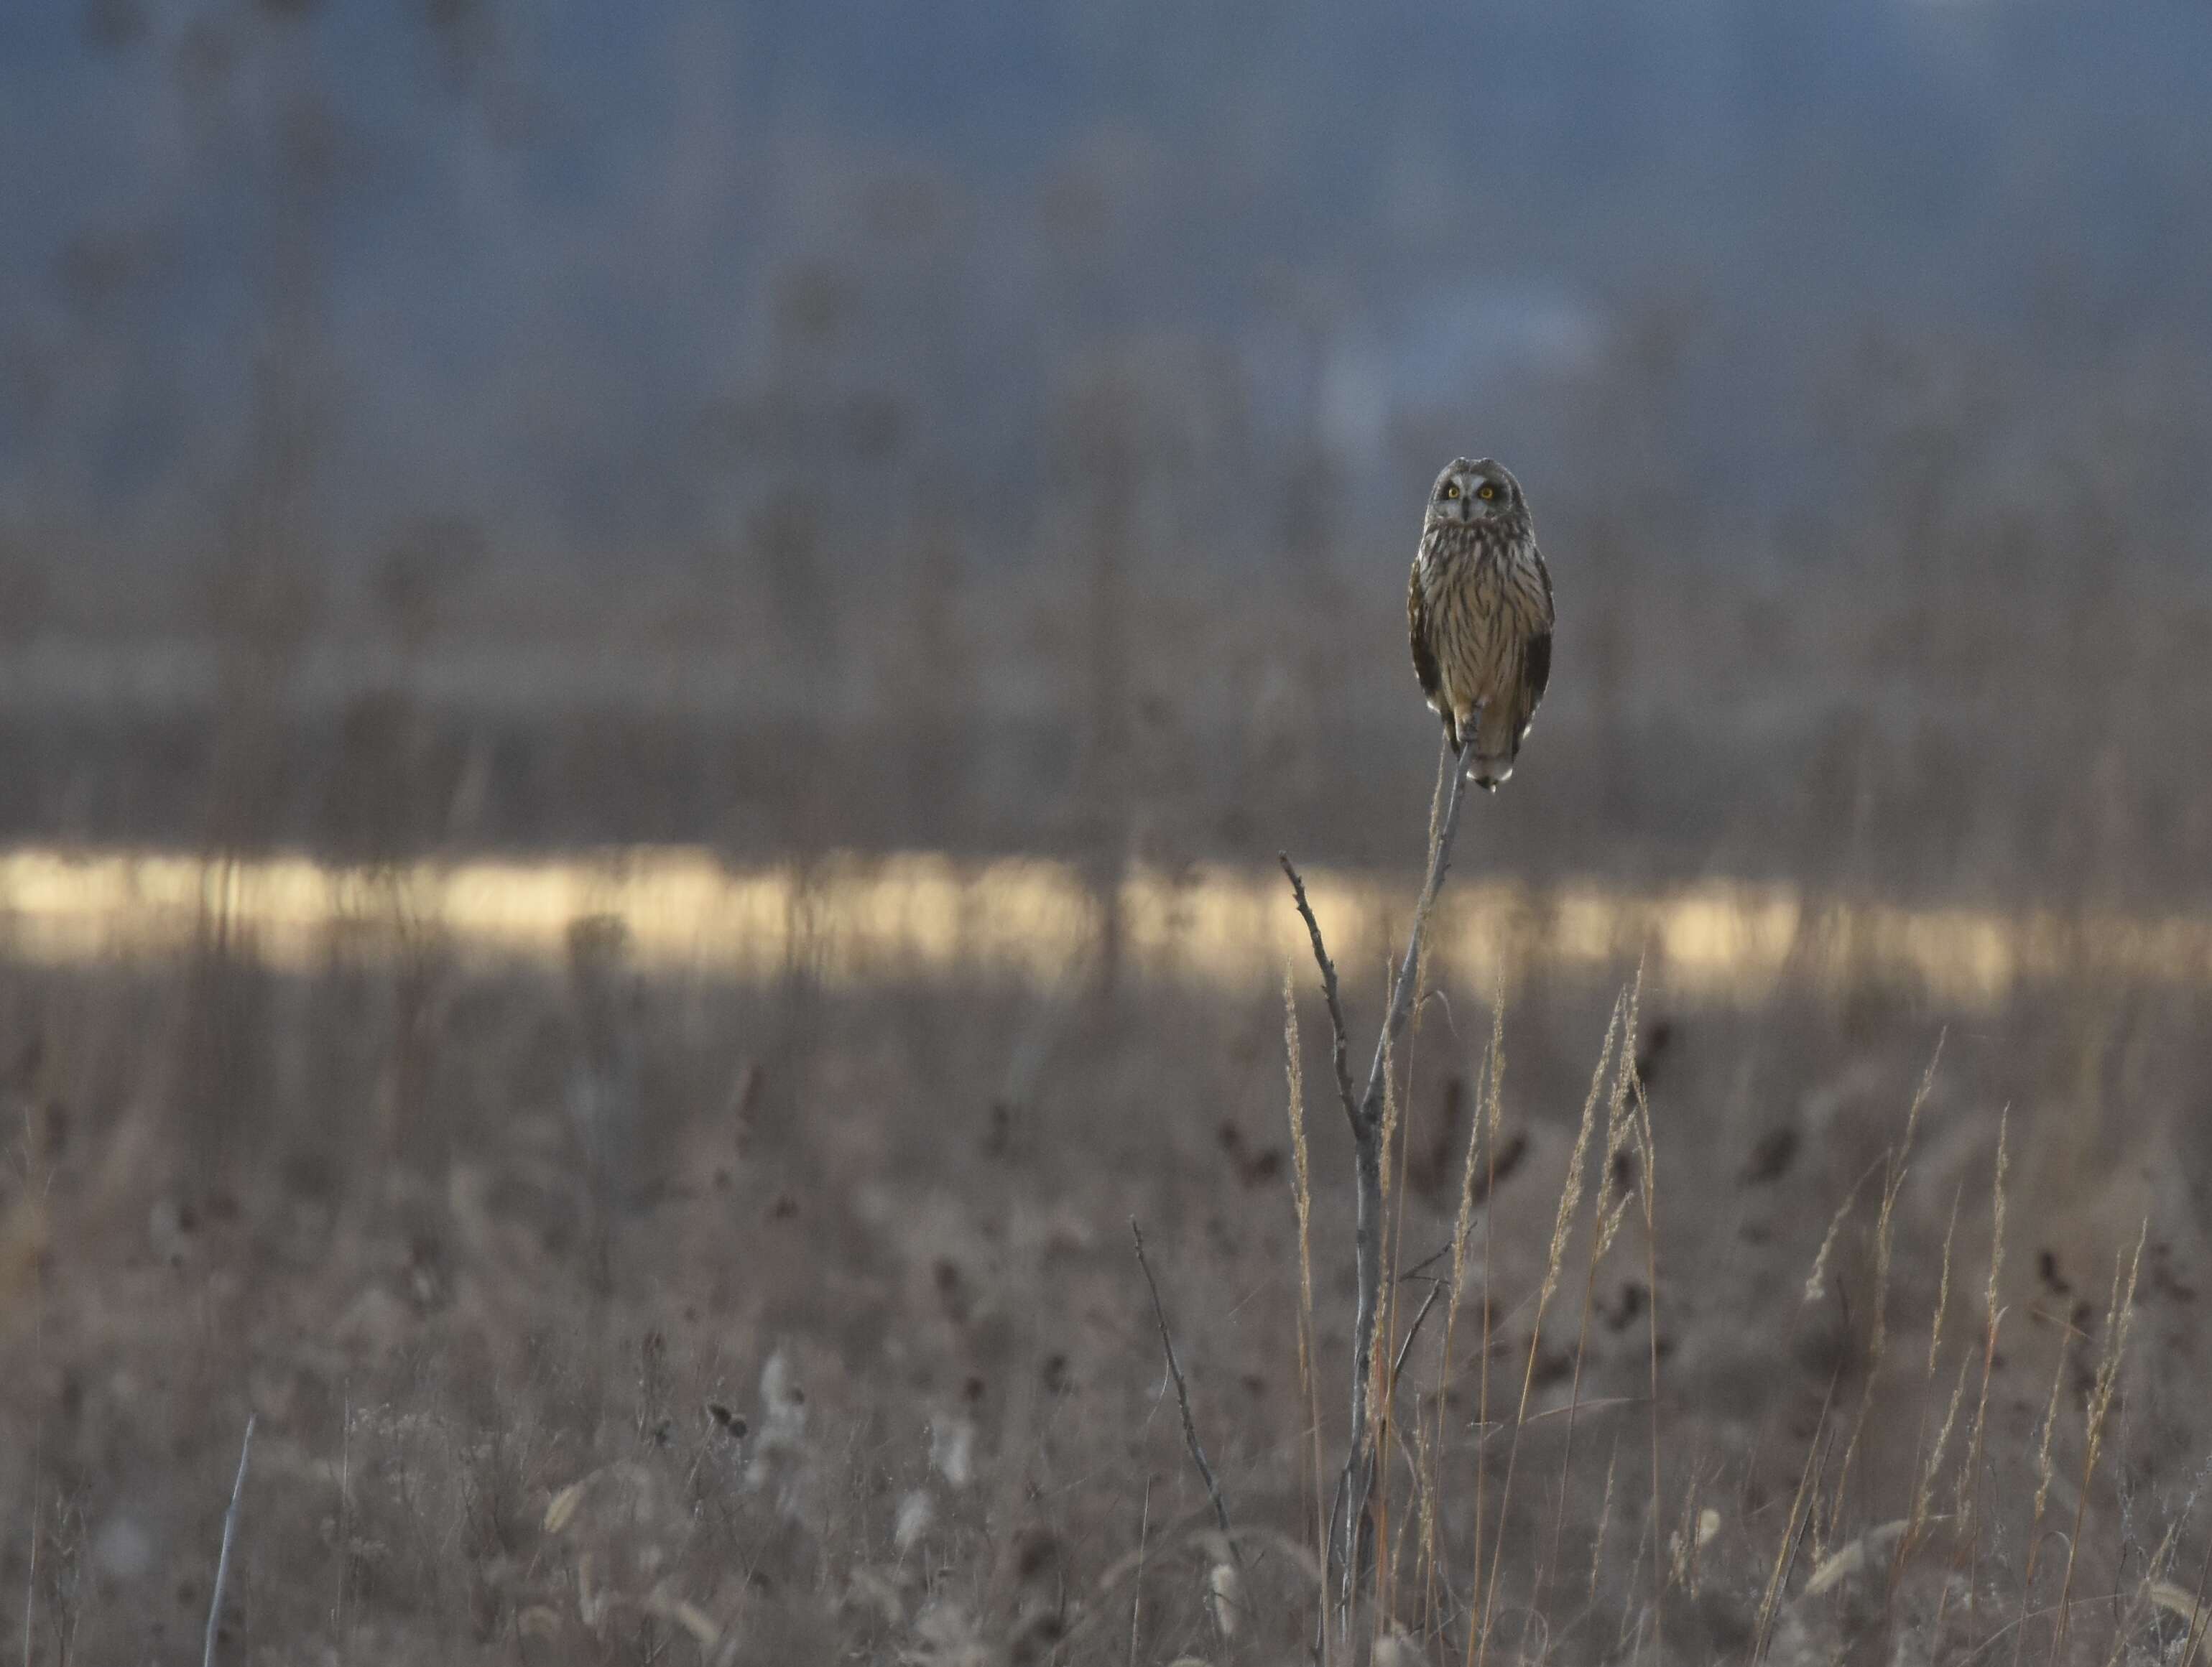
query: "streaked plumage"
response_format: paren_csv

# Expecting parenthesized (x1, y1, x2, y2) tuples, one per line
(1407, 458, 1554, 789)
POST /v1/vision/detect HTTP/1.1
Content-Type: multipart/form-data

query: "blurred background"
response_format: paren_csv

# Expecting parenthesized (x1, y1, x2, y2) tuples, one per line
(5, 0, 2211, 893)
(6, 3, 2212, 1659)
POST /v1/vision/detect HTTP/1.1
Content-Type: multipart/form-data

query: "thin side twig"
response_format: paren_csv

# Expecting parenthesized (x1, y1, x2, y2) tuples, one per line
(1391, 1280, 1447, 1392)
(204, 1412, 258, 1667)
(1131, 1220, 1234, 1542)
(1278, 853, 1359, 1135)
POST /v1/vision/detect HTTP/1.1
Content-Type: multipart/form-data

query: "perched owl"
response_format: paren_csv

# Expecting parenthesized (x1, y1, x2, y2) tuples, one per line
(1407, 458, 1554, 789)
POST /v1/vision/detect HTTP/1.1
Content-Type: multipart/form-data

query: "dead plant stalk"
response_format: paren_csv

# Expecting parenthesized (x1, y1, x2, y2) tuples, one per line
(1280, 733, 1479, 1608)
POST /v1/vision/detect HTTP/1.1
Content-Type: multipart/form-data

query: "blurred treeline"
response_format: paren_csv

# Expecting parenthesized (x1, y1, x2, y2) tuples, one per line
(0, 0, 2208, 900)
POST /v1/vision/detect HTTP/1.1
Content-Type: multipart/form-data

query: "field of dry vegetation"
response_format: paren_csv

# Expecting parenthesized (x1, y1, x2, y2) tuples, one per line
(11, 2, 2212, 1658)
(3, 330, 2212, 1667)
(5, 638, 2212, 1664)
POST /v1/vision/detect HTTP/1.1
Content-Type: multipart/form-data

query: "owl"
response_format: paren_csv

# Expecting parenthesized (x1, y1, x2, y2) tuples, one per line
(1407, 458, 1554, 789)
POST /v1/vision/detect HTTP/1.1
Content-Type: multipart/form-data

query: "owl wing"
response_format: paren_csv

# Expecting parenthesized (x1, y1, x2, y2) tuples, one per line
(1517, 548, 1555, 740)
(1407, 562, 1444, 712)
(1522, 632, 1552, 725)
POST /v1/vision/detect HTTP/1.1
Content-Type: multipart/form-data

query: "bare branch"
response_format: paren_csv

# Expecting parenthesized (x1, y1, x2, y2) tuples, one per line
(205, 1413, 257, 1667)
(1353, 740, 1477, 1555)
(1130, 1219, 1234, 1543)
(1284, 733, 1484, 1617)
(1355, 738, 1477, 1137)
(1277, 852, 1359, 1137)
(1391, 1278, 1448, 1392)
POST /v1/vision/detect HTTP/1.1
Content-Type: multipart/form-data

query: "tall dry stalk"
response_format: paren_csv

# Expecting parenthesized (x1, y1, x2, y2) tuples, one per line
(204, 1414, 258, 1667)
(1427, 992, 1506, 1636)
(1369, 1021, 1406, 1617)
(1280, 731, 1481, 1621)
(2052, 1225, 2147, 1658)
(1631, 1054, 1665, 1663)
(1374, 919, 1448, 1630)
(1956, 1110, 2010, 1649)
(1540, 968, 1644, 1620)
(1470, 991, 1623, 1667)
(1285, 965, 1328, 1640)
(1477, 1021, 1507, 1656)
(1890, 1181, 1965, 1595)
(2010, 1313, 2080, 1667)
(1825, 1039, 1943, 1546)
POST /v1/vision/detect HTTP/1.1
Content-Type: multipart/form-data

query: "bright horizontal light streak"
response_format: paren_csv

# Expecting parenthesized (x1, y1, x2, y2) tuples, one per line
(0, 846, 2201, 1008)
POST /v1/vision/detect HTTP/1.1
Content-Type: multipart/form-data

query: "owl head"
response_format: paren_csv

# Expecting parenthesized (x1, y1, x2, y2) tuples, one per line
(1425, 458, 1525, 528)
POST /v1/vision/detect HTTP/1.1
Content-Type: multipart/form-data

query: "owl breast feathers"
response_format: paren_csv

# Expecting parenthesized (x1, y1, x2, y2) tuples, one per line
(1407, 458, 1554, 789)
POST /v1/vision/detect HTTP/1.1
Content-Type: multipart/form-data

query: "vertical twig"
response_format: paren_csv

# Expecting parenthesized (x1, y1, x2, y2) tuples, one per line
(205, 1413, 258, 1667)
(1129, 1475, 1152, 1667)
(1956, 1108, 2009, 1656)
(1283, 732, 1481, 1604)
(1277, 856, 1358, 1134)
(2054, 1226, 2146, 1659)
(1130, 1220, 1234, 1541)
(1428, 995, 1502, 1638)
(1284, 967, 1333, 1666)
(22, 1115, 47, 1667)
(335, 1387, 351, 1653)
(1475, 994, 1620, 1667)
(21, 1478, 33, 1667)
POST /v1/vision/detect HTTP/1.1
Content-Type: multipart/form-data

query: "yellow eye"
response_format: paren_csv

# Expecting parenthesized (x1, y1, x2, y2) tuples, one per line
(1477, 483, 1496, 501)
(1443, 483, 1461, 500)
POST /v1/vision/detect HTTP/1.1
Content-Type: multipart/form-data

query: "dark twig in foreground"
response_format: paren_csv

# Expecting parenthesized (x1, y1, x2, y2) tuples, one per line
(1391, 1279, 1448, 1393)
(1130, 1218, 1234, 1542)
(204, 1413, 257, 1667)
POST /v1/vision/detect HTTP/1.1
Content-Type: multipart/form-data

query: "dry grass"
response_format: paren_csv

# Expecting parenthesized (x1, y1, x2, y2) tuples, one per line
(0, 876, 2204, 1664)
(11, 21, 2212, 1656)
(6, 454, 2212, 1659)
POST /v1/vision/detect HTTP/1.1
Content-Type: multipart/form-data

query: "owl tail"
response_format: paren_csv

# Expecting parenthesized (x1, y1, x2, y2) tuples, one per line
(1466, 700, 1522, 790)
